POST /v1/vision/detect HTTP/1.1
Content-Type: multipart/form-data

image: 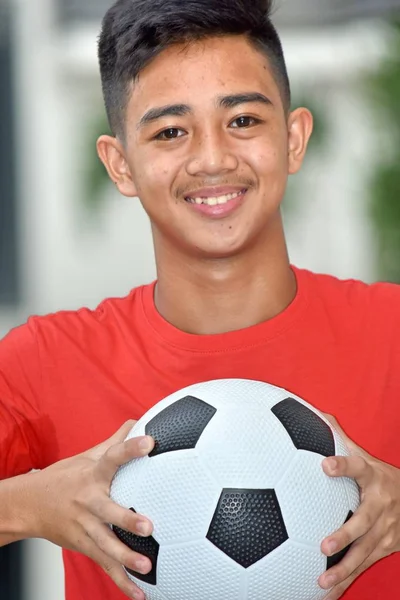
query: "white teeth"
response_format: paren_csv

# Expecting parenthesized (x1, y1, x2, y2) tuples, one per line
(187, 191, 244, 206)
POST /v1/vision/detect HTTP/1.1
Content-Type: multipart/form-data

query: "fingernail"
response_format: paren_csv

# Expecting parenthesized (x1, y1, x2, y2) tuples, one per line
(139, 436, 152, 451)
(327, 458, 338, 473)
(327, 540, 338, 554)
(136, 520, 151, 536)
(135, 558, 149, 574)
(325, 574, 337, 587)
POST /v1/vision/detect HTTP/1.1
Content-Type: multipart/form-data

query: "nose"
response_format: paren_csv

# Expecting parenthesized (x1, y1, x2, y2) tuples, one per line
(186, 129, 239, 177)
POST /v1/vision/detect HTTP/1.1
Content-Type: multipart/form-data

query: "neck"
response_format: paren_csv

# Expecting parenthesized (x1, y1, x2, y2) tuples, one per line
(152, 222, 296, 336)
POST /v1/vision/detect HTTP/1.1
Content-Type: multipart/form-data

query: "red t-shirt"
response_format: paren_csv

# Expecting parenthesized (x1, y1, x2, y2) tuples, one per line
(1, 266, 400, 599)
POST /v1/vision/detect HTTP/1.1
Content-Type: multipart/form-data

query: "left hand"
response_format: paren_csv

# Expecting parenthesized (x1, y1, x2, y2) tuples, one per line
(318, 414, 400, 600)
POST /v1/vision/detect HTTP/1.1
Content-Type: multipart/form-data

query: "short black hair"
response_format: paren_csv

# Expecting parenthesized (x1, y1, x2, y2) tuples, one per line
(98, 0, 291, 139)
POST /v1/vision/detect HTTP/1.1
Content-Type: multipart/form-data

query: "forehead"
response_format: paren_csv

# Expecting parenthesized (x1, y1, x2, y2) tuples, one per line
(129, 35, 280, 110)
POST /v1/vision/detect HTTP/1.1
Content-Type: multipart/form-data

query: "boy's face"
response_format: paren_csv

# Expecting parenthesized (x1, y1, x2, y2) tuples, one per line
(98, 35, 313, 259)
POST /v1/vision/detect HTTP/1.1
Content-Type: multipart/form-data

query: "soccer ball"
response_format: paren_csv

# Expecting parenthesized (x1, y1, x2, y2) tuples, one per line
(110, 379, 360, 600)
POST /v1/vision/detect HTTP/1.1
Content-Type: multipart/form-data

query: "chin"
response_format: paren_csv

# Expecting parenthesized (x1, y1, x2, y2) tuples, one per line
(191, 242, 250, 260)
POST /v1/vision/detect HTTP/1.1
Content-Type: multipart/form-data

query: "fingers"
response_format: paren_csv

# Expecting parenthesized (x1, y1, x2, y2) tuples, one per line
(320, 525, 379, 589)
(321, 551, 377, 600)
(85, 495, 153, 569)
(108, 420, 139, 444)
(89, 420, 138, 460)
(83, 538, 146, 600)
(85, 520, 152, 577)
(92, 498, 153, 538)
(322, 454, 373, 487)
(107, 435, 154, 469)
(321, 499, 381, 562)
(102, 563, 145, 600)
(97, 435, 155, 481)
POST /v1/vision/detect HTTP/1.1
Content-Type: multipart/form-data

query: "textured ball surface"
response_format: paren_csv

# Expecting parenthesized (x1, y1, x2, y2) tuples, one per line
(110, 379, 360, 600)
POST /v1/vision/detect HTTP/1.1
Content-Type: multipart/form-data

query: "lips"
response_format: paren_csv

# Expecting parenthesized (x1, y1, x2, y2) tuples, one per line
(185, 189, 247, 206)
(183, 188, 248, 218)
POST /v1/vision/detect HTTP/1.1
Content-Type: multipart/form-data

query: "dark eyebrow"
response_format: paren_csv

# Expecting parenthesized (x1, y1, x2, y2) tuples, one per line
(217, 92, 273, 109)
(137, 104, 191, 129)
(137, 93, 273, 130)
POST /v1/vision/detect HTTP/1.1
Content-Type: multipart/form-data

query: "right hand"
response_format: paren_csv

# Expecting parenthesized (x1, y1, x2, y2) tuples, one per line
(29, 421, 154, 599)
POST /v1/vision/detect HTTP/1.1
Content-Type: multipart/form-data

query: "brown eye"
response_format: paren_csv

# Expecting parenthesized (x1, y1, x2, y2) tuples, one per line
(155, 128, 185, 140)
(230, 116, 260, 128)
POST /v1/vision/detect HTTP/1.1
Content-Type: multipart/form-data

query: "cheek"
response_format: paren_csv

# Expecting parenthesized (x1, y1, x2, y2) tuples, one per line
(246, 141, 289, 210)
(245, 129, 289, 176)
(133, 155, 174, 195)
(248, 146, 288, 179)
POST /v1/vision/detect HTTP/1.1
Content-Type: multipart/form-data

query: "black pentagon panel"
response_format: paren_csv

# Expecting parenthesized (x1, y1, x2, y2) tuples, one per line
(207, 489, 288, 568)
(327, 511, 354, 571)
(113, 509, 159, 585)
(272, 397, 335, 457)
(146, 395, 217, 457)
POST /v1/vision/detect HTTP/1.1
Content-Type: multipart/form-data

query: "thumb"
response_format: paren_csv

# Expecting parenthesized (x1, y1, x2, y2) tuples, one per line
(106, 420, 137, 445)
(87, 420, 137, 460)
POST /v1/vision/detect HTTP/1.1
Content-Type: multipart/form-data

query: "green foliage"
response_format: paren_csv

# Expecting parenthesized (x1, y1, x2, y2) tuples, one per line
(298, 95, 329, 152)
(370, 164, 400, 282)
(366, 21, 400, 282)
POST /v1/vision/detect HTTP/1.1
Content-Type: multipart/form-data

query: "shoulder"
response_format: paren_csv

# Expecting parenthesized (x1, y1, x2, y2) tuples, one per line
(1, 282, 153, 356)
(297, 267, 400, 313)
(38, 284, 146, 329)
(296, 268, 400, 348)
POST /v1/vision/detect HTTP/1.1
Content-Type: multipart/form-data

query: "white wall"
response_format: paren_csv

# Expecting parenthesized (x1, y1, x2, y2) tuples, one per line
(4, 1, 390, 598)
(285, 80, 378, 281)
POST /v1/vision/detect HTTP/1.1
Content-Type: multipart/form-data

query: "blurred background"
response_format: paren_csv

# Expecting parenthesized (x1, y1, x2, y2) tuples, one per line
(1, 0, 400, 598)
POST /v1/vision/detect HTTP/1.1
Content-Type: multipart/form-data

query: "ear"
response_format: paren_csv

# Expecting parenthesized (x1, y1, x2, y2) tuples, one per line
(96, 135, 138, 198)
(287, 107, 314, 175)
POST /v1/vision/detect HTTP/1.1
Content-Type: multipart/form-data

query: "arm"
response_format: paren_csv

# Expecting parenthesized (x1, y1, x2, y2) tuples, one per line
(0, 472, 38, 546)
(318, 415, 400, 600)
(0, 322, 153, 600)
(318, 287, 400, 599)
(0, 421, 155, 600)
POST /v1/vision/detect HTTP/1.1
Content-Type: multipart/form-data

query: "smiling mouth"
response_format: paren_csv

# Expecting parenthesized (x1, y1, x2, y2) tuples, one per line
(184, 189, 247, 206)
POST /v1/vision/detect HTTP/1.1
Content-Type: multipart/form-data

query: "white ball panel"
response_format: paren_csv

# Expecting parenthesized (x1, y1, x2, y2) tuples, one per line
(112, 452, 221, 544)
(192, 379, 291, 411)
(126, 379, 294, 436)
(333, 430, 351, 457)
(193, 380, 296, 488)
(158, 540, 245, 600)
(111, 454, 150, 510)
(197, 405, 296, 488)
(247, 540, 328, 600)
(313, 588, 331, 600)
(276, 451, 351, 545)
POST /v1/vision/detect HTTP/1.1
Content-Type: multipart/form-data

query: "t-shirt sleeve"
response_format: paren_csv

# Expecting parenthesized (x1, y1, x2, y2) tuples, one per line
(0, 319, 45, 479)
